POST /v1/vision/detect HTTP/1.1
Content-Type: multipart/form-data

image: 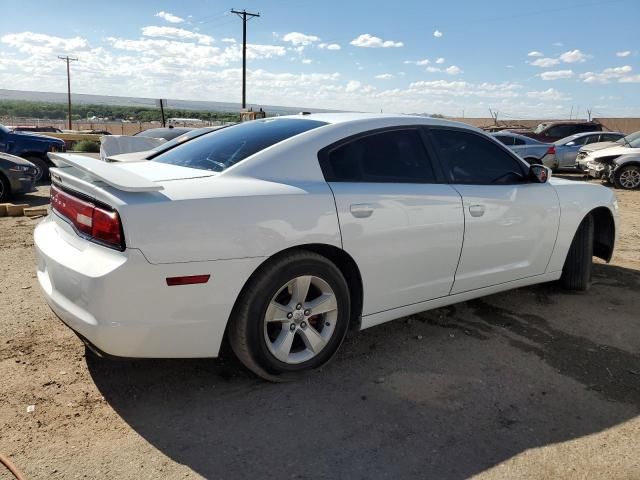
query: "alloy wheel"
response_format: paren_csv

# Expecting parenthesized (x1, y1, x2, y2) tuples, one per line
(619, 168, 640, 189)
(263, 275, 338, 364)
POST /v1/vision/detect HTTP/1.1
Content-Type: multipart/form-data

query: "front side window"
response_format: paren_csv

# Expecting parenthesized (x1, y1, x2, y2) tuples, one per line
(153, 119, 327, 172)
(431, 129, 525, 185)
(321, 129, 436, 183)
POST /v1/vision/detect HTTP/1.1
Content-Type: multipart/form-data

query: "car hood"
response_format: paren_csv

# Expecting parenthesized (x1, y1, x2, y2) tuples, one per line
(580, 141, 619, 153)
(0, 152, 37, 168)
(11, 130, 64, 144)
(589, 145, 640, 160)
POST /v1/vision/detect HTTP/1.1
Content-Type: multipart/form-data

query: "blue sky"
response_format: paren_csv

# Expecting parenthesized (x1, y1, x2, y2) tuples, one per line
(1, 0, 639, 117)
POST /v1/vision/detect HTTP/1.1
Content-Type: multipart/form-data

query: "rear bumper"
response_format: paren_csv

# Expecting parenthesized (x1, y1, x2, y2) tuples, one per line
(34, 215, 263, 358)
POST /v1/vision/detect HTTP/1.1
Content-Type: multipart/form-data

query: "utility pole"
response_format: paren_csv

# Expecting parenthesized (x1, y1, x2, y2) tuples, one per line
(58, 56, 78, 130)
(586, 108, 593, 122)
(231, 8, 260, 109)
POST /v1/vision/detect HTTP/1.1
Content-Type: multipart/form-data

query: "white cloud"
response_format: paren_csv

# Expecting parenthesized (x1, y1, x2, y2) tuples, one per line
(619, 75, 640, 83)
(581, 65, 633, 83)
(539, 69, 574, 80)
(350, 34, 403, 48)
(375, 73, 394, 79)
(1, 32, 88, 55)
(559, 49, 588, 63)
(155, 11, 185, 24)
(530, 57, 560, 68)
(345, 80, 362, 92)
(301, 59, 312, 64)
(404, 58, 430, 66)
(282, 32, 320, 46)
(616, 50, 631, 57)
(526, 88, 569, 101)
(426, 66, 441, 73)
(445, 65, 462, 75)
(436, 57, 445, 64)
(527, 51, 544, 57)
(141, 26, 214, 45)
(553, 42, 564, 47)
(318, 43, 341, 50)
(221, 37, 236, 43)
(433, 30, 443, 38)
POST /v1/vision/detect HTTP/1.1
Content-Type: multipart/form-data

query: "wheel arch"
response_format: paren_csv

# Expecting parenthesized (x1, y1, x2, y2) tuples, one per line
(589, 206, 615, 262)
(227, 243, 364, 336)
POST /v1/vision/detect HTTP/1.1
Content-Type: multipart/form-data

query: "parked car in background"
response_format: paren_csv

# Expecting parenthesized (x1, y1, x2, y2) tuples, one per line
(0, 152, 38, 201)
(134, 127, 192, 141)
(11, 126, 63, 133)
(491, 131, 552, 164)
(517, 121, 603, 142)
(586, 135, 640, 189)
(107, 126, 225, 162)
(36, 114, 617, 381)
(576, 131, 640, 171)
(541, 131, 624, 170)
(0, 123, 66, 182)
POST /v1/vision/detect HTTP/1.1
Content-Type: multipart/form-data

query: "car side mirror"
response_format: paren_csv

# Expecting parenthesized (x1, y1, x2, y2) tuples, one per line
(529, 164, 550, 183)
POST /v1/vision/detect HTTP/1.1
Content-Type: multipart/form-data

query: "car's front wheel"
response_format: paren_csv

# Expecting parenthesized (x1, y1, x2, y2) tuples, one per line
(613, 165, 640, 190)
(228, 251, 351, 381)
(0, 173, 10, 202)
(24, 156, 49, 183)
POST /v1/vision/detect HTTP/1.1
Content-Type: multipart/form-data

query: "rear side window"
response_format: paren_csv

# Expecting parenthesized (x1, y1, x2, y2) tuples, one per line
(321, 129, 436, 183)
(513, 137, 526, 146)
(430, 129, 525, 184)
(601, 133, 622, 142)
(494, 135, 514, 146)
(153, 119, 327, 172)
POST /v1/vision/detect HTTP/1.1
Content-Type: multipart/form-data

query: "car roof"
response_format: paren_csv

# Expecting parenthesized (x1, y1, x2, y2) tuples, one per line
(269, 112, 478, 130)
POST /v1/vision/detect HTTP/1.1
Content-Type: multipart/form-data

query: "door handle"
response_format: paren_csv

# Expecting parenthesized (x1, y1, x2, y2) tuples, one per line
(350, 203, 374, 218)
(468, 204, 485, 217)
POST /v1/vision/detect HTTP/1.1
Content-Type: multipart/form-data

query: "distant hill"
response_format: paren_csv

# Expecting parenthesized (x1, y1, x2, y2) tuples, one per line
(0, 89, 339, 116)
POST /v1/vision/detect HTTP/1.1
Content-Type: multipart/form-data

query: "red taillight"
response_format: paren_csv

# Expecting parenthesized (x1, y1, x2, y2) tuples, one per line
(546, 145, 556, 155)
(50, 185, 124, 250)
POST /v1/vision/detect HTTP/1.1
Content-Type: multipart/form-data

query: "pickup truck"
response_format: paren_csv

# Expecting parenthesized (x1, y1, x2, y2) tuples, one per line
(0, 123, 66, 181)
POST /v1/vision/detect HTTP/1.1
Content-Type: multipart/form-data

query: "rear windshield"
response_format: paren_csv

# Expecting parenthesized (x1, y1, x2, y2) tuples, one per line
(152, 118, 327, 172)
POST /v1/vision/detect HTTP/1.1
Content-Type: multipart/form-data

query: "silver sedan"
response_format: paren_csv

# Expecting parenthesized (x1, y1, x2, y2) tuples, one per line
(545, 131, 624, 170)
(491, 132, 552, 164)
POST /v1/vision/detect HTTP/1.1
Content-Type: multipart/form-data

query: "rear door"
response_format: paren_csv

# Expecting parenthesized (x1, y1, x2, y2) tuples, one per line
(427, 127, 560, 293)
(320, 127, 464, 315)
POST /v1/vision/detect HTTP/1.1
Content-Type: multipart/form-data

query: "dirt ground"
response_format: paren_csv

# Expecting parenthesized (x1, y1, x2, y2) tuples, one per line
(1, 177, 639, 480)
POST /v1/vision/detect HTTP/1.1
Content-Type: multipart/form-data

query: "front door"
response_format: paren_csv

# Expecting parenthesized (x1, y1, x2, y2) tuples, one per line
(428, 127, 560, 294)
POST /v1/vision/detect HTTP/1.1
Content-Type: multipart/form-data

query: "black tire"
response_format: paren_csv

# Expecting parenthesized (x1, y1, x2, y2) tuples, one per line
(0, 173, 10, 202)
(24, 156, 49, 183)
(228, 250, 351, 381)
(613, 165, 640, 190)
(560, 214, 594, 291)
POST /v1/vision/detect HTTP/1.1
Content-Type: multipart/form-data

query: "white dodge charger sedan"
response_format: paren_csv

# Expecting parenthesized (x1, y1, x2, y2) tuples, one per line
(35, 114, 618, 381)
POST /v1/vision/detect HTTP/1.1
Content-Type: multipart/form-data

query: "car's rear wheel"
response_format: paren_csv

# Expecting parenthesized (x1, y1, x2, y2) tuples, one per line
(228, 251, 351, 381)
(560, 214, 594, 291)
(613, 165, 640, 190)
(24, 156, 49, 183)
(0, 173, 10, 202)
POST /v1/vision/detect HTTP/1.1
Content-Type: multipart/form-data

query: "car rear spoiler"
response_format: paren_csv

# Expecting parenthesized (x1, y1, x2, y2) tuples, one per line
(48, 153, 163, 192)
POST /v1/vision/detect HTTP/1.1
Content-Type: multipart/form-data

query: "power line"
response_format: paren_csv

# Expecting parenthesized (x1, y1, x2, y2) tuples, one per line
(58, 55, 78, 129)
(231, 9, 260, 109)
